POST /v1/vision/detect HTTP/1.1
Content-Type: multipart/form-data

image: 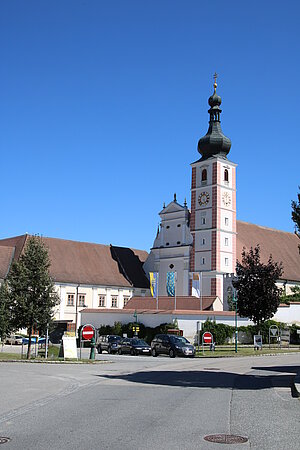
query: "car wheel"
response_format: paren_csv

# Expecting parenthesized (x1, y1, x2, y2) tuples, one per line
(107, 347, 111, 354)
(97, 346, 102, 354)
(130, 348, 135, 356)
(118, 348, 122, 355)
(169, 349, 176, 358)
(151, 348, 158, 357)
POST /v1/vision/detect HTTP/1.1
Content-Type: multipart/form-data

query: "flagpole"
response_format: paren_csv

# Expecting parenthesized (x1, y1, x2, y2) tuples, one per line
(200, 272, 203, 311)
(174, 272, 177, 311)
(156, 273, 159, 311)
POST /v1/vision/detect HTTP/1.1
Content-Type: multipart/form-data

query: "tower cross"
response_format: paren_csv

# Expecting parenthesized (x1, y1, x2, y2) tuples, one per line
(213, 72, 218, 91)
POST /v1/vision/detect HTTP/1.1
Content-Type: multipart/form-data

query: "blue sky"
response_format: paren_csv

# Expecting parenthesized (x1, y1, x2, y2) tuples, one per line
(0, 1, 299, 251)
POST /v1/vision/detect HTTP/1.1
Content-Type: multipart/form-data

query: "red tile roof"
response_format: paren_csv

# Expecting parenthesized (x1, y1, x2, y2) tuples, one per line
(0, 235, 149, 288)
(0, 246, 15, 279)
(123, 296, 216, 312)
(237, 221, 300, 282)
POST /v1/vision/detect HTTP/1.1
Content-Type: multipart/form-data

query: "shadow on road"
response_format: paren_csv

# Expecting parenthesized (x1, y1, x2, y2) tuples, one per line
(97, 365, 300, 391)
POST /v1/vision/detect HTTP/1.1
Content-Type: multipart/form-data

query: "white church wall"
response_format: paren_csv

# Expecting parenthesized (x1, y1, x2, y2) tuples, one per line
(273, 303, 300, 324)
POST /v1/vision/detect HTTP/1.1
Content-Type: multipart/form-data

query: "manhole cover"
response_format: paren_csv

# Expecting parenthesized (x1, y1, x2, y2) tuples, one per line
(0, 437, 10, 445)
(204, 434, 248, 444)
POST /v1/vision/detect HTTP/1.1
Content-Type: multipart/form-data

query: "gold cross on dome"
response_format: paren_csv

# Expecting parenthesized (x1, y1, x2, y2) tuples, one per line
(213, 72, 218, 91)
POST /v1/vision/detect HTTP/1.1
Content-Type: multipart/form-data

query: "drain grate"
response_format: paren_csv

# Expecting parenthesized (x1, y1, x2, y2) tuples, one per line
(204, 434, 248, 444)
(0, 437, 10, 445)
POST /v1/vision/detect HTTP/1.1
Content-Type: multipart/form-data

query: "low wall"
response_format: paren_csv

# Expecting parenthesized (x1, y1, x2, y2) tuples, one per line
(80, 309, 252, 343)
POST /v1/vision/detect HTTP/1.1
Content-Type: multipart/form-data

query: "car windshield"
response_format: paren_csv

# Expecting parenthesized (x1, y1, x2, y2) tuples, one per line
(109, 336, 121, 342)
(169, 335, 190, 345)
(132, 339, 148, 346)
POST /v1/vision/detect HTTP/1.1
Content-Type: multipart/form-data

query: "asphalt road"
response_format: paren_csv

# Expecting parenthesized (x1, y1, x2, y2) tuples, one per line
(0, 352, 299, 449)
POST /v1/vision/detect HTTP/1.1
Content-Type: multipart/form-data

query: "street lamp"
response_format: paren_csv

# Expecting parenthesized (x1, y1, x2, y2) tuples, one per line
(232, 292, 238, 353)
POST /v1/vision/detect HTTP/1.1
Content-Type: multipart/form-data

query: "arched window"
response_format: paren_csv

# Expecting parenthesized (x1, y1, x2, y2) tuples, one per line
(201, 169, 207, 182)
(224, 169, 229, 182)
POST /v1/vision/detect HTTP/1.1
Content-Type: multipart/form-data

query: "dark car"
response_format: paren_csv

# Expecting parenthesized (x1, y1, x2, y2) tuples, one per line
(151, 334, 195, 358)
(117, 338, 151, 356)
(96, 335, 122, 354)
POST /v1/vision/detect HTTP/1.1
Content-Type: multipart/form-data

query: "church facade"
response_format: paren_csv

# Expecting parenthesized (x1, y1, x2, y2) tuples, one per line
(144, 78, 300, 307)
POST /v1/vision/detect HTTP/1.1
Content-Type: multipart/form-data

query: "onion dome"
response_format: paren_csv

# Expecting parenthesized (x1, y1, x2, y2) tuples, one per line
(198, 74, 231, 160)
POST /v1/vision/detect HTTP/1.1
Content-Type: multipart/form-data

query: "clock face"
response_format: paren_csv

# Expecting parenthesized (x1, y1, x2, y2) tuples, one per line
(222, 192, 231, 207)
(198, 191, 210, 206)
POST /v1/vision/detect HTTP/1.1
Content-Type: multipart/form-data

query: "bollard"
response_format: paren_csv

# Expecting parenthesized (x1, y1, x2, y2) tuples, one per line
(90, 337, 96, 360)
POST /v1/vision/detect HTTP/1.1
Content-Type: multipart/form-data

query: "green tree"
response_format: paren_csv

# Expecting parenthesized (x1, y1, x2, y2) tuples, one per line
(291, 187, 300, 235)
(6, 235, 59, 358)
(233, 245, 283, 330)
(280, 285, 300, 304)
(0, 282, 13, 343)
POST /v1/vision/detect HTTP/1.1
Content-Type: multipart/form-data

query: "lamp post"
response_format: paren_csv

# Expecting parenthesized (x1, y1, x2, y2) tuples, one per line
(133, 310, 138, 336)
(232, 292, 238, 353)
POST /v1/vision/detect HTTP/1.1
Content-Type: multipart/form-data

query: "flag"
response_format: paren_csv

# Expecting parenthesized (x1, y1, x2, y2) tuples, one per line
(149, 272, 159, 298)
(192, 272, 201, 298)
(166, 272, 176, 297)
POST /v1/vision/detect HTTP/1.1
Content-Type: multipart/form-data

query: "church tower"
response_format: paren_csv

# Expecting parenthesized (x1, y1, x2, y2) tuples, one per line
(190, 76, 236, 301)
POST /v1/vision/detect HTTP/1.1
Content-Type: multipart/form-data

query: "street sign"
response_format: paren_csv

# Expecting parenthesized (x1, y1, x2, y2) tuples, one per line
(203, 332, 213, 344)
(82, 325, 95, 340)
(254, 335, 262, 350)
(297, 330, 300, 335)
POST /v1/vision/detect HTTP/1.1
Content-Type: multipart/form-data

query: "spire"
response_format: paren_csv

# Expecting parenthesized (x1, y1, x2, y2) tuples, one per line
(197, 74, 231, 160)
(174, 193, 177, 202)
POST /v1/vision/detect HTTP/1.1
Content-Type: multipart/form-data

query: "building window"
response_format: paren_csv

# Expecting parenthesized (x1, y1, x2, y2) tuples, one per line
(111, 296, 118, 308)
(224, 168, 229, 183)
(201, 257, 205, 265)
(201, 168, 207, 183)
(177, 241, 181, 245)
(225, 237, 229, 246)
(166, 225, 170, 229)
(78, 294, 86, 307)
(67, 294, 74, 306)
(98, 295, 106, 307)
(225, 257, 229, 266)
(177, 224, 181, 227)
(166, 242, 170, 246)
(225, 217, 229, 226)
(202, 238, 206, 245)
(123, 297, 130, 307)
(201, 217, 206, 225)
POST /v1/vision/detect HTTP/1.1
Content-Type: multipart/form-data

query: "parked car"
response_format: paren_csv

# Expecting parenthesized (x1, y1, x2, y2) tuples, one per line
(96, 335, 122, 354)
(5, 335, 24, 345)
(117, 338, 151, 356)
(151, 334, 195, 358)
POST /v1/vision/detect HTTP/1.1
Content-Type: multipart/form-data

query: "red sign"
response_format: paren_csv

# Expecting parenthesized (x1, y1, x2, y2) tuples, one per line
(203, 332, 213, 344)
(82, 325, 95, 340)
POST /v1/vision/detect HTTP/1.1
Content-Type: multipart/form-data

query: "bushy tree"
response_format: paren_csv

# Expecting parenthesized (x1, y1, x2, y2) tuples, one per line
(291, 187, 300, 235)
(233, 245, 283, 329)
(6, 235, 59, 358)
(0, 282, 13, 343)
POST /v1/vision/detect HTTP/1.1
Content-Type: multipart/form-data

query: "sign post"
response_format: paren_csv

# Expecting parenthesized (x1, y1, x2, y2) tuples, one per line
(254, 335, 262, 350)
(268, 325, 279, 348)
(202, 331, 213, 355)
(80, 324, 95, 359)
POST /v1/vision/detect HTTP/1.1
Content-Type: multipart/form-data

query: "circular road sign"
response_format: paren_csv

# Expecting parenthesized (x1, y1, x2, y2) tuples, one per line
(82, 324, 95, 340)
(203, 332, 213, 344)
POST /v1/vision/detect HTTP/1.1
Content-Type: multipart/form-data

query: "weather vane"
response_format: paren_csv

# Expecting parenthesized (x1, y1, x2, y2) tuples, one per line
(213, 72, 218, 91)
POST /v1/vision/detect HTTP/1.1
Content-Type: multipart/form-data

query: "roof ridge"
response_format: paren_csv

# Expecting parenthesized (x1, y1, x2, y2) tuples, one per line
(237, 220, 296, 235)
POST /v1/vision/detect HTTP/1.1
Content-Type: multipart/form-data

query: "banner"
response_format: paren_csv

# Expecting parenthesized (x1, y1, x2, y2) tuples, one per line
(149, 272, 159, 298)
(166, 272, 176, 297)
(192, 272, 201, 298)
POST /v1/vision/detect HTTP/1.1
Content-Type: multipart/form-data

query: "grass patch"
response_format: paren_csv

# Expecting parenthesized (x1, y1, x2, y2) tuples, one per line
(196, 345, 300, 357)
